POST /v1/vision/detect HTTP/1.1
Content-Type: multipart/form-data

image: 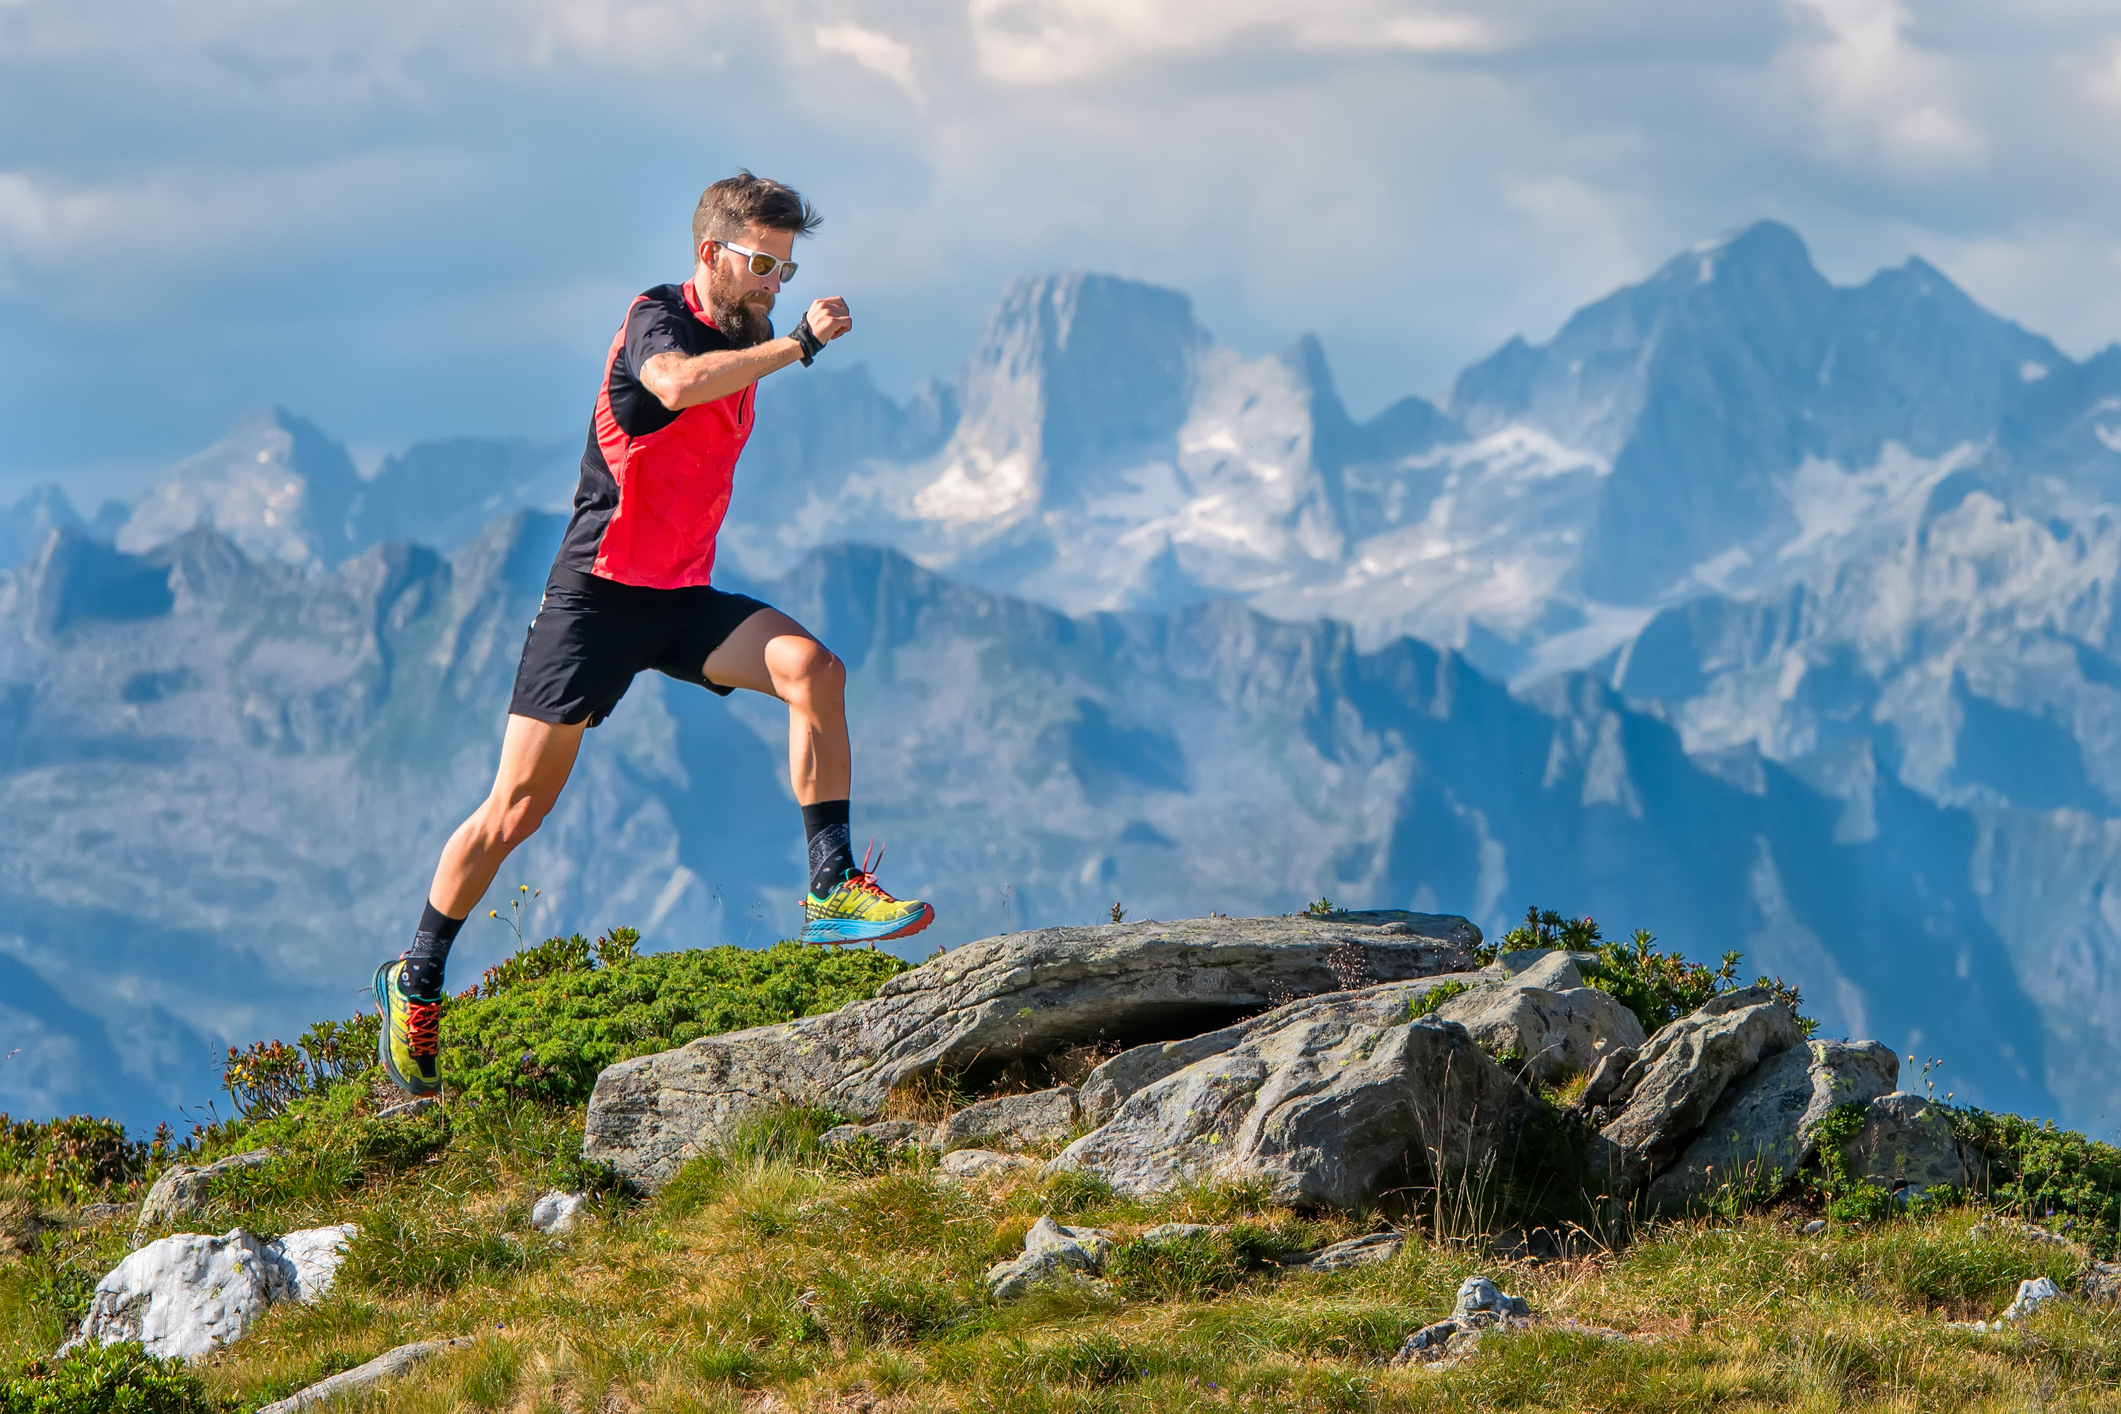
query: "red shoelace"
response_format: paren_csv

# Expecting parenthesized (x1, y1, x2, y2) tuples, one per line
(403, 997, 442, 1058)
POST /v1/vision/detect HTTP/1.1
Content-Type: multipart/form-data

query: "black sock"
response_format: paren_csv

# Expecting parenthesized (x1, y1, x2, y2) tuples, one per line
(400, 901, 464, 999)
(802, 800, 854, 897)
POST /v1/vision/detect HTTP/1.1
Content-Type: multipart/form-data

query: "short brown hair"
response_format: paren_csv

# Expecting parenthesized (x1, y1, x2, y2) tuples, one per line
(691, 171, 821, 256)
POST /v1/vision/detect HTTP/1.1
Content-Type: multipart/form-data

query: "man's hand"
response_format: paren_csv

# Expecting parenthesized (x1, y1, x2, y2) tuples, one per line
(803, 296, 851, 344)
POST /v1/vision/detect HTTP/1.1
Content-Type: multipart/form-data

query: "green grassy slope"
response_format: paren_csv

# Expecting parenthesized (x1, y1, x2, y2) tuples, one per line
(6, 926, 2121, 1412)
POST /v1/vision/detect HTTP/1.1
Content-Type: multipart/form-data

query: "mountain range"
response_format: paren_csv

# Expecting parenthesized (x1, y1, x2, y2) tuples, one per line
(4, 220, 2118, 1137)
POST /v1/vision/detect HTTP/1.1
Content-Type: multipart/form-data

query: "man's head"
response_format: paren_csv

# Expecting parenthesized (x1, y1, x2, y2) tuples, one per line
(690, 172, 821, 347)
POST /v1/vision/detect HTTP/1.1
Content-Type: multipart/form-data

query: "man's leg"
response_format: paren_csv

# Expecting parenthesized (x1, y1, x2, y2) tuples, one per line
(429, 714, 588, 917)
(377, 714, 584, 1096)
(703, 609, 932, 944)
(702, 608, 849, 804)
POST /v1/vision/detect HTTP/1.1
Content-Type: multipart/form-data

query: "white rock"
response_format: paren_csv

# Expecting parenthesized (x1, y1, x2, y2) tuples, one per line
(273, 1225, 358, 1304)
(1999, 1276, 2065, 1323)
(530, 1191, 587, 1234)
(65, 1228, 283, 1363)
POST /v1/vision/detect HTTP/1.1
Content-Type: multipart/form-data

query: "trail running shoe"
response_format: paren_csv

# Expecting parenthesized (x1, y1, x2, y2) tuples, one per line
(373, 958, 442, 1097)
(800, 843, 934, 946)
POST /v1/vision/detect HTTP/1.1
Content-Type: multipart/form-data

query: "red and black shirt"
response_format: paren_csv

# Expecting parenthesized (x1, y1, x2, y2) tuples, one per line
(555, 281, 755, 589)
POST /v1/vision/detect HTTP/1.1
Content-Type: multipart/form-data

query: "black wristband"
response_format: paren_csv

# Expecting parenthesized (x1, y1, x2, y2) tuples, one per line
(792, 315, 824, 366)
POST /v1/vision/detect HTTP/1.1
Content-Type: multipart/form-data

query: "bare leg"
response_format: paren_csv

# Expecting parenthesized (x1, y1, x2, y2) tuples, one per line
(428, 714, 586, 918)
(703, 608, 850, 804)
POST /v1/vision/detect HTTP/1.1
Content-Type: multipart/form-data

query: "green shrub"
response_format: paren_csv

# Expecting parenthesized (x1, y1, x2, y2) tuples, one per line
(1104, 1226, 1284, 1300)
(1951, 1106, 2121, 1256)
(1408, 980, 1471, 1020)
(0, 1117, 173, 1205)
(1498, 907, 1814, 1036)
(442, 941, 907, 1107)
(0, 1343, 215, 1413)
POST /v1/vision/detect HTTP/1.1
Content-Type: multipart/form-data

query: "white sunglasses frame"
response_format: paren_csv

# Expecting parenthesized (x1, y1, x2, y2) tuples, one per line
(710, 237, 798, 283)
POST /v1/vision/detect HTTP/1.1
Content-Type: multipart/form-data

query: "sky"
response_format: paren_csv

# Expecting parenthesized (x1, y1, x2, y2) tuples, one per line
(6, 0, 2121, 503)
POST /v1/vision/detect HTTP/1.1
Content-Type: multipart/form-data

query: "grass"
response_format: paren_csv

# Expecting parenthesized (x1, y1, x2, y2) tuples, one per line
(12, 1103, 2121, 1412)
(12, 923, 2121, 1410)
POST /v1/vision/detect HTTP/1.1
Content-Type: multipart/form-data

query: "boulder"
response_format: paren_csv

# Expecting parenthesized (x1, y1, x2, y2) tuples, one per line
(937, 1148, 1036, 1181)
(583, 912, 1480, 1189)
(1644, 1040, 1898, 1214)
(1076, 973, 1482, 1125)
(63, 1223, 354, 1363)
(133, 1149, 277, 1243)
(1432, 965, 1645, 1085)
(1048, 999, 1544, 1210)
(1843, 1092, 1986, 1198)
(1138, 1222, 1222, 1245)
(2081, 1262, 2121, 1303)
(985, 1216, 1116, 1299)
(1595, 989, 1804, 1190)
(938, 1086, 1081, 1151)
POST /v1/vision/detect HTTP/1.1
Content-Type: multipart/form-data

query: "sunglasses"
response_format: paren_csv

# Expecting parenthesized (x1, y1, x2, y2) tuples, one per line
(714, 238, 797, 283)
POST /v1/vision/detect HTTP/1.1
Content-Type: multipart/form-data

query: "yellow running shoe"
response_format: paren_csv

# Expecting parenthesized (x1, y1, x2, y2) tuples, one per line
(373, 958, 442, 1097)
(800, 844, 934, 946)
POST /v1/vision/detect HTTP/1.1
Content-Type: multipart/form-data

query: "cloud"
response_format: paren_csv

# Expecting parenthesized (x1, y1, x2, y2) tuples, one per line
(815, 21, 919, 98)
(5, 0, 2121, 487)
(966, 0, 1496, 83)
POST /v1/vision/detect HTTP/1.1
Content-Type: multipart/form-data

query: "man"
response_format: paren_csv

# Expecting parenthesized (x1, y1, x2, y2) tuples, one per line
(373, 172, 934, 1098)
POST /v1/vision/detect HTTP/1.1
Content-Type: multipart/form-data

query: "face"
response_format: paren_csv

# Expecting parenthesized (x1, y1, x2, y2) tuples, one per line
(698, 222, 793, 348)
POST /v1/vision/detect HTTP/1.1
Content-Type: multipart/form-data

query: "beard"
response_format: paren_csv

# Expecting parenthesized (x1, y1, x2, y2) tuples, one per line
(705, 267, 776, 348)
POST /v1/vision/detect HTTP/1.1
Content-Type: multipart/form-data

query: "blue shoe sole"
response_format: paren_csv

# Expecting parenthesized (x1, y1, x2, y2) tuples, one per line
(799, 903, 935, 945)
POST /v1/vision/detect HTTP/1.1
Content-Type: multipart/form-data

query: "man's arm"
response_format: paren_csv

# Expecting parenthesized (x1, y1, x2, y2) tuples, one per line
(639, 296, 852, 411)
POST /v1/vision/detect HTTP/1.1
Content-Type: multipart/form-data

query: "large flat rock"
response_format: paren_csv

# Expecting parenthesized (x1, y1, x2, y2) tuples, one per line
(582, 911, 1478, 1190)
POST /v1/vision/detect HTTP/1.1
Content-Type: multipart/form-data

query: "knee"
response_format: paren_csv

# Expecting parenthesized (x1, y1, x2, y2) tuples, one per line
(774, 639, 845, 711)
(488, 792, 553, 849)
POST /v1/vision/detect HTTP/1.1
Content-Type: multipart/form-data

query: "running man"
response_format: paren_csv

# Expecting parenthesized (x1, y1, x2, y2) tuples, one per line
(374, 172, 934, 1098)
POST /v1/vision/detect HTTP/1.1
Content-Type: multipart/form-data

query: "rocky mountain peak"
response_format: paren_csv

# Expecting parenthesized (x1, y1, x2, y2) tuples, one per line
(117, 408, 362, 570)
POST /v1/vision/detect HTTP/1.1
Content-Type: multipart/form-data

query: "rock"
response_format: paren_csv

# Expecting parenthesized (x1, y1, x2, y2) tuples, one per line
(1049, 1002, 1544, 1210)
(63, 1223, 359, 1362)
(75, 1203, 134, 1224)
(1644, 1040, 1898, 1215)
(1076, 973, 1481, 1125)
(530, 1192, 587, 1235)
(1997, 1276, 2066, 1323)
(374, 1096, 440, 1122)
(1433, 971, 1646, 1085)
(1277, 1231, 1402, 1272)
(65, 1228, 276, 1362)
(582, 912, 1480, 1190)
(133, 1149, 277, 1243)
(2081, 1262, 2121, 1303)
(256, 1336, 475, 1413)
(938, 1087, 1081, 1151)
(1595, 990, 1804, 1190)
(1577, 1045, 1639, 1112)
(271, 1224, 358, 1303)
(1492, 950, 1598, 987)
(986, 1216, 1116, 1298)
(937, 1148, 1036, 1181)
(820, 1120, 937, 1152)
(1389, 1274, 1534, 1366)
(1843, 1092, 1986, 1198)
(1801, 1219, 1827, 1236)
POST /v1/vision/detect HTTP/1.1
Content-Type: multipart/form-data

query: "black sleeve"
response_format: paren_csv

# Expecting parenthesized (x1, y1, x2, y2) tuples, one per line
(607, 298, 692, 439)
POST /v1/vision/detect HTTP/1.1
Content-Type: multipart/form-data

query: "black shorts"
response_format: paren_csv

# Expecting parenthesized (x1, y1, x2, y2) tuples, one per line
(508, 567, 771, 728)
